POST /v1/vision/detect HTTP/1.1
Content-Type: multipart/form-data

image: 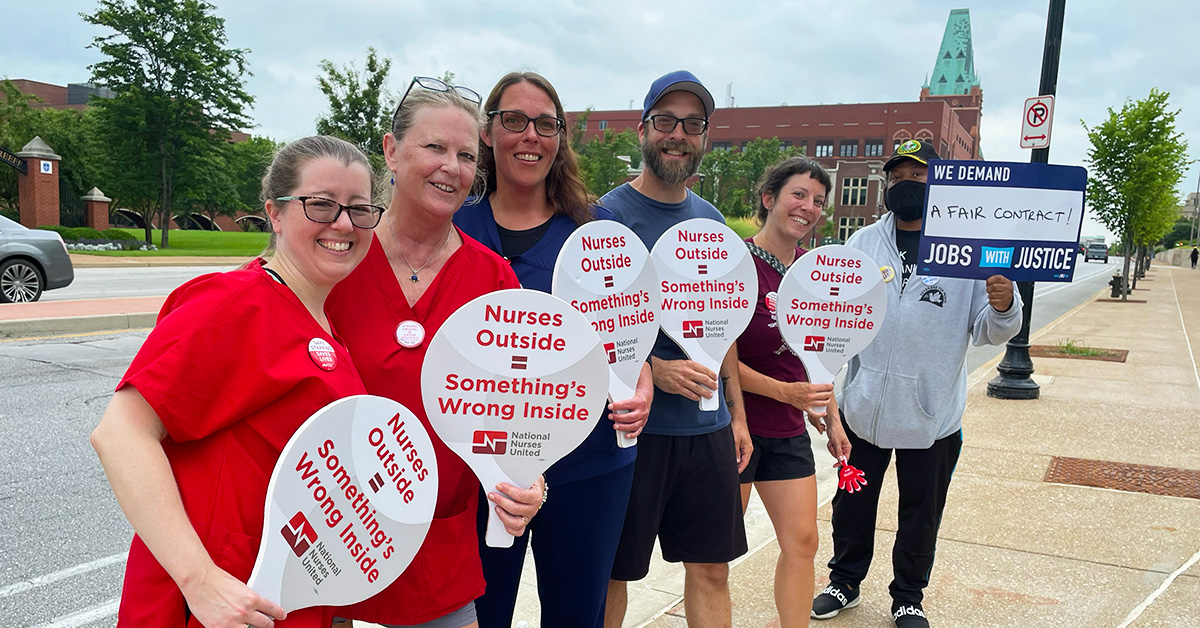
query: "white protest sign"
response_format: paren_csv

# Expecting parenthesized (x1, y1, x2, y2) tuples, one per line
(651, 218, 756, 412)
(552, 220, 660, 449)
(918, 160, 1088, 282)
(248, 395, 438, 610)
(421, 289, 609, 547)
(776, 246, 886, 416)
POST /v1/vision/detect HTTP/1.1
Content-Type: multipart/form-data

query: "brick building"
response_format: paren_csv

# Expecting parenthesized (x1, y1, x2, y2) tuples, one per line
(570, 8, 983, 242)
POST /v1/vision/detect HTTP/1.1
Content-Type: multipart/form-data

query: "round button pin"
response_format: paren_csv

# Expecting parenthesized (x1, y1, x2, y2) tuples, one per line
(308, 337, 337, 371)
(880, 266, 896, 283)
(396, 320, 426, 348)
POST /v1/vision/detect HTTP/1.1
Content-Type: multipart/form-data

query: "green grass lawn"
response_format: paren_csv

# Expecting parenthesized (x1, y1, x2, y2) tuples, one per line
(727, 216, 759, 239)
(78, 229, 269, 257)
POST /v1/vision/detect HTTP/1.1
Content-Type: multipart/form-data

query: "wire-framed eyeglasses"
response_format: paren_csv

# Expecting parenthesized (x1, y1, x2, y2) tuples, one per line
(392, 76, 482, 127)
(488, 110, 565, 137)
(644, 114, 708, 136)
(275, 196, 386, 229)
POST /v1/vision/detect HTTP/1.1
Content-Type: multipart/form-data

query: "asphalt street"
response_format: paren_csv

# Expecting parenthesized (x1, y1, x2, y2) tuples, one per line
(0, 255, 1119, 627)
(41, 267, 238, 302)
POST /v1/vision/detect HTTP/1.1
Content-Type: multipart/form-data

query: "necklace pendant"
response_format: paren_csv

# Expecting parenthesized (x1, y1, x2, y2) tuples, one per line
(410, 273, 419, 283)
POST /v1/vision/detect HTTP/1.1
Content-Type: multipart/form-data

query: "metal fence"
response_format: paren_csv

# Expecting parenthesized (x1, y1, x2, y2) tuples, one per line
(59, 178, 85, 228)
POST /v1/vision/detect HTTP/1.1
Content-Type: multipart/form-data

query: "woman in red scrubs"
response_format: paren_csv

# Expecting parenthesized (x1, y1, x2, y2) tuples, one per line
(90, 135, 382, 628)
(327, 77, 545, 628)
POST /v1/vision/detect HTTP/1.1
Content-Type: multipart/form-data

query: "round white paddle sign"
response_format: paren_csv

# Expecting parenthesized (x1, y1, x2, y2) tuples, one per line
(552, 220, 660, 448)
(247, 395, 438, 610)
(776, 245, 887, 415)
(421, 289, 609, 547)
(650, 218, 757, 411)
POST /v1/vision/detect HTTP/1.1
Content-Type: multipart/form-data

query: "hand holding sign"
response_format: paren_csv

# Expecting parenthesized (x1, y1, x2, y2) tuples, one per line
(651, 219, 757, 411)
(421, 289, 609, 547)
(553, 220, 660, 448)
(247, 395, 438, 611)
(776, 245, 886, 418)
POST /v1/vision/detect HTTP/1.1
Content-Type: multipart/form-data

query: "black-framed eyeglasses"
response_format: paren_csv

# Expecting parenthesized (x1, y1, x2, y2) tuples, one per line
(488, 110, 565, 137)
(644, 114, 708, 136)
(392, 76, 482, 127)
(275, 196, 386, 229)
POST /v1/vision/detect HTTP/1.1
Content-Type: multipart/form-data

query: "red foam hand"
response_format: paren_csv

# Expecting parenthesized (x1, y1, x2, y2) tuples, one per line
(838, 457, 867, 493)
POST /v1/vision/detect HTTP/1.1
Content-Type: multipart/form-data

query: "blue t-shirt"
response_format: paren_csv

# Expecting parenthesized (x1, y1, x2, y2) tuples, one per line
(455, 196, 631, 485)
(600, 183, 732, 436)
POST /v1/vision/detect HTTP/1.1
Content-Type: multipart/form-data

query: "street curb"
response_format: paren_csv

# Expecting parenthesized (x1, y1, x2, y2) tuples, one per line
(0, 313, 157, 338)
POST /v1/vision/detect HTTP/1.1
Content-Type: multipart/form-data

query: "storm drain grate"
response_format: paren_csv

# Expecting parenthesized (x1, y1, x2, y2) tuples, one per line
(1044, 457, 1200, 499)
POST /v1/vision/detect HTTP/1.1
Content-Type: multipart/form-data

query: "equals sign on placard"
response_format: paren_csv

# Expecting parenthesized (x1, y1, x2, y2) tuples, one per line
(511, 355, 528, 370)
(697, 264, 708, 275)
(829, 286, 840, 297)
(604, 275, 615, 288)
(369, 472, 384, 493)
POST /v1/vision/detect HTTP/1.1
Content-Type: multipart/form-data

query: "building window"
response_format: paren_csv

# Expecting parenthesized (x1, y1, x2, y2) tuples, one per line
(865, 140, 884, 157)
(712, 141, 733, 151)
(815, 141, 834, 157)
(780, 140, 792, 148)
(839, 141, 858, 158)
(841, 177, 868, 206)
(839, 216, 865, 241)
(598, 120, 608, 130)
(893, 138, 904, 151)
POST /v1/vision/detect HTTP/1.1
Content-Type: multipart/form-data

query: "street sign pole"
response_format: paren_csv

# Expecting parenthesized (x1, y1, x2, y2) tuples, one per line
(988, 0, 1066, 400)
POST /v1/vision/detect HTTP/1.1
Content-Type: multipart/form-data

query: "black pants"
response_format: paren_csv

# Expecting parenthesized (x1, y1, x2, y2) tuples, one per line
(827, 421, 962, 606)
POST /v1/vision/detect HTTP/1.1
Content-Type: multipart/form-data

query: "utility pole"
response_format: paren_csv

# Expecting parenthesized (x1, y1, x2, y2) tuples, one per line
(988, 0, 1066, 400)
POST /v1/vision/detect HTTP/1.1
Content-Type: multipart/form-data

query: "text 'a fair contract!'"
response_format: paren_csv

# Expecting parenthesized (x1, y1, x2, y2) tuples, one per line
(651, 218, 757, 412)
(421, 289, 609, 547)
(553, 220, 661, 448)
(248, 395, 438, 610)
(918, 160, 1088, 282)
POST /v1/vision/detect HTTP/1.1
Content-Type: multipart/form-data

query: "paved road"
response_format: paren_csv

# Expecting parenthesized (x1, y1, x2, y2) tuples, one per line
(0, 255, 1119, 627)
(42, 267, 238, 302)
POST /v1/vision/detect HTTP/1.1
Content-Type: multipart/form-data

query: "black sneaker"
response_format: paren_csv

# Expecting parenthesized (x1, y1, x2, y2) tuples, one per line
(811, 583, 860, 619)
(892, 601, 929, 627)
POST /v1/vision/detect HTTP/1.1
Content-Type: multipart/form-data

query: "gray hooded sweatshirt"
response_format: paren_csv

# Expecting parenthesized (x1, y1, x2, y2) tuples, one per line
(836, 212, 1023, 449)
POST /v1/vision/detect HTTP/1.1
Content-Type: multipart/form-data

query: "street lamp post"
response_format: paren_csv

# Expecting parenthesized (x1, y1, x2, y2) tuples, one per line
(988, 0, 1066, 400)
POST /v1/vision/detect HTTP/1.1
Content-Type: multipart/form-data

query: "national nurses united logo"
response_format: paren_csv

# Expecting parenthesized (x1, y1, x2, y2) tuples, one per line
(472, 430, 508, 455)
(280, 511, 318, 558)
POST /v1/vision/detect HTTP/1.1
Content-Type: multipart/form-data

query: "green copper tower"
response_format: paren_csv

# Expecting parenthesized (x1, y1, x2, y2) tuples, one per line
(920, 8, 983, 158)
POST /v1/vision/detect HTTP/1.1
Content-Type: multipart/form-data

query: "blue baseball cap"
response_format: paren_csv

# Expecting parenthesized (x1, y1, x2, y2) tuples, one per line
(641, 70, 715, 120)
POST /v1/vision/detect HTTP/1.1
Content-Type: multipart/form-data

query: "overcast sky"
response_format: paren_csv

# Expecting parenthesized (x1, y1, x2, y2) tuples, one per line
(6, 1, 1199, 239)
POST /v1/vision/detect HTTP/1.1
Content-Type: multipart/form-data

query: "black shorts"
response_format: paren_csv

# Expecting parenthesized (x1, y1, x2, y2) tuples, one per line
(610, 425, 748, 581)
(738, 432, 816, 483)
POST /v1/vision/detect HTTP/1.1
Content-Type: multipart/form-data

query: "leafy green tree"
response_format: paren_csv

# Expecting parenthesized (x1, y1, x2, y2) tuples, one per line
(695, 138, 804, 219)
(1159, 217, 1194, 248)
(227, 136, 280, 227)
(577, 128, 640, 197)
(83, 0, 253, 248)
(316, 47, 393, 170)
(1083, 88, 1188, 299)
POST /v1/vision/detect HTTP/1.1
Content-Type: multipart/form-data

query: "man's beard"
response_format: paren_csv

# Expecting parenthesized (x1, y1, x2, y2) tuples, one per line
(641, 138, 704, 186)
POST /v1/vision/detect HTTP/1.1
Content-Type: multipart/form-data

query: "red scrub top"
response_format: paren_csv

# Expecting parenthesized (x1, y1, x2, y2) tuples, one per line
(114, 261, 366, 628)
(328, 231, 519, 624)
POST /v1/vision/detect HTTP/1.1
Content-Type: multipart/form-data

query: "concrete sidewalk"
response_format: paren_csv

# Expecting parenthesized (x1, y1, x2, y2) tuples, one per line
(637, 264, 1199, 627)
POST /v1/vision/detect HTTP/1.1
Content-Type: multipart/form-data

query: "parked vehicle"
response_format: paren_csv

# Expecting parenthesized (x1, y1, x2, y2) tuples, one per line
(0, 215, 74, 302)
(1085, 242, 1109, 264)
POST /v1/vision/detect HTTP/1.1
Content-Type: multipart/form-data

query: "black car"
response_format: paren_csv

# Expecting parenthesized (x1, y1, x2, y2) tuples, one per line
(0, 215, 75, 302)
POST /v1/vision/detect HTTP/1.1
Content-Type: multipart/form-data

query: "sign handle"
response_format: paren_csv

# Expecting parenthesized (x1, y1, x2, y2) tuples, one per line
(609, 378, 638, 449)
(485, 504, 515, 548)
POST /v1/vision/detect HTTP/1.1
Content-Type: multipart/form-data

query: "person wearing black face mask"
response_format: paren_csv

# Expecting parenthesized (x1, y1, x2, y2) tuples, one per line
(811, 140, 1020, 628)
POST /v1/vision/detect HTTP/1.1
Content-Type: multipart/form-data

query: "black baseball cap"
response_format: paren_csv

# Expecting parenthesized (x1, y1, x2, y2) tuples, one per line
(641, 70, 715, 120)
(883, 139, 940, 171)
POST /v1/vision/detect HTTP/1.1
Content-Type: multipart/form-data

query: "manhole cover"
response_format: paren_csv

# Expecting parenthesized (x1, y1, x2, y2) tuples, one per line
(1044, 457, 1200, 499)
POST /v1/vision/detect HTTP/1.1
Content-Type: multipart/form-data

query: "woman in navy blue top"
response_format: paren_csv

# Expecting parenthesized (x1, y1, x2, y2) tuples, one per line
(455, 71, 653, 628)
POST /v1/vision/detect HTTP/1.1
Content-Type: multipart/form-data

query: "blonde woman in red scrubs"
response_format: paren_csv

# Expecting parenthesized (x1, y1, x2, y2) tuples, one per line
(91, 136, 381, 628)
(328, 77, 545, 628)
